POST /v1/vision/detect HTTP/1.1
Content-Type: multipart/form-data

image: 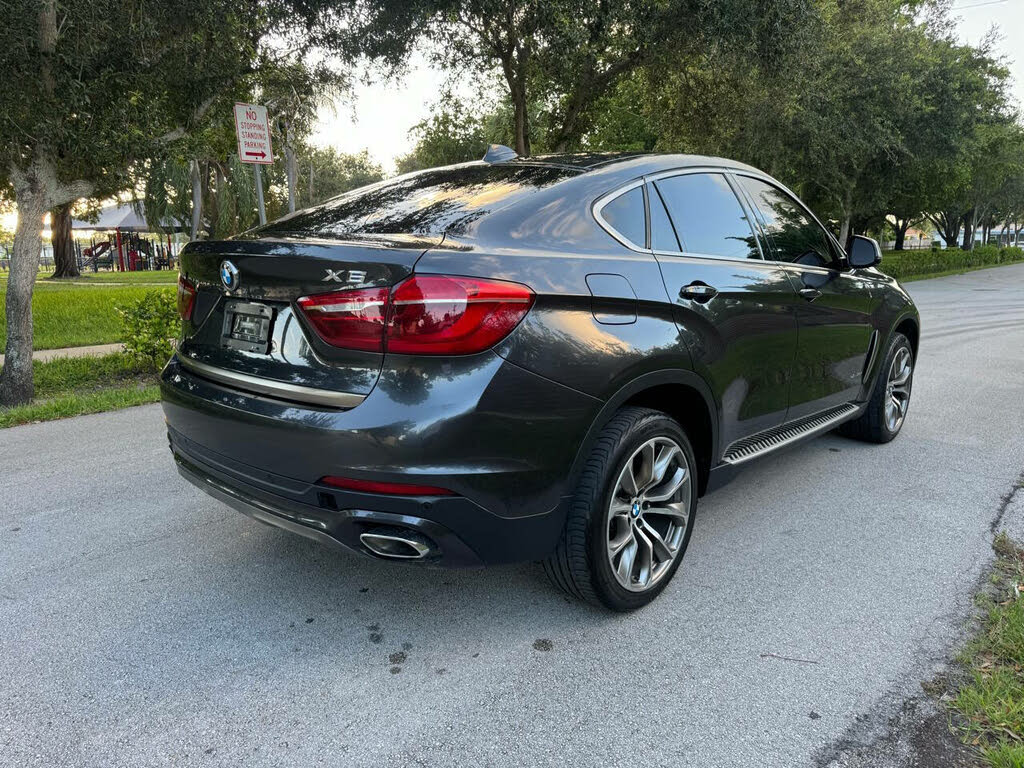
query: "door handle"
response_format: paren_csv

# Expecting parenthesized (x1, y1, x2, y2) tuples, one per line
(680, 282, 718, 303)
(799, 288, 822, 301)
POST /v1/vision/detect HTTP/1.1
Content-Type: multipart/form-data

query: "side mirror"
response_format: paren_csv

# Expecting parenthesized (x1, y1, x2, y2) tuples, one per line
(847, 235, 882, 269)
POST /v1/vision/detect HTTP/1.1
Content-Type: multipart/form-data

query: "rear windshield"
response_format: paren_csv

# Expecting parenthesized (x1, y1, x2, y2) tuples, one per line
(254, 163, 578, 239)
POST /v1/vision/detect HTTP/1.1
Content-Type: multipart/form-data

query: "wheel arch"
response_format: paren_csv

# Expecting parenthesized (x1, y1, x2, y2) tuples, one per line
(567, 370, 719, 499)
(893, 314, 920, 359)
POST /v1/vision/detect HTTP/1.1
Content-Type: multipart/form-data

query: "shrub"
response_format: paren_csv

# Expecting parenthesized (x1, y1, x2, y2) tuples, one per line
(116, 289, 180, 369)
(879, 245, 1024, 280)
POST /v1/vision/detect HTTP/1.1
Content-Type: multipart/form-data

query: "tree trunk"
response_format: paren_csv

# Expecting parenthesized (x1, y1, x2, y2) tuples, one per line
(0, 176, 50, 406)
(498, 52, 531, 157)
(941, 218, 959, 249)
(209, 163, 225, 239)
(190, 159, 202, 240)
(511, 81, 530, 157)
(961, 209, 975, 251)
(285, 122, 297, 214)
(838, 216, 851, 250)
(49, 202, 79, 278)
(893, 218, 909, 251)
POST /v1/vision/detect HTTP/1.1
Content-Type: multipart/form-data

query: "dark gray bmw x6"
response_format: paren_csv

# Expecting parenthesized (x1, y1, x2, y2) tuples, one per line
(161, 148, 919, 611)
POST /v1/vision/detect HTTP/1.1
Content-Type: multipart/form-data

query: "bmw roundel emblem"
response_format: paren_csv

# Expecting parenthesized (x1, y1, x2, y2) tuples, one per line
(220, 260, 239, 291)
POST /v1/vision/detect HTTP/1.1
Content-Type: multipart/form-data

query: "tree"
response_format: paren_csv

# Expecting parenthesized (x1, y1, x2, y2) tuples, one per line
(0, 0, 340, 405)
(291, 147, 384, 208)
(341, 0, 817, 157)
(960, 121, 1024, 250)
(137, 58, 349, 239)
(395, 101, 498, 172)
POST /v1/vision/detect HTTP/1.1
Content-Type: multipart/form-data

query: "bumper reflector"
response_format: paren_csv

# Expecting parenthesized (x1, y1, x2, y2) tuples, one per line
(319, 476, 454, 497)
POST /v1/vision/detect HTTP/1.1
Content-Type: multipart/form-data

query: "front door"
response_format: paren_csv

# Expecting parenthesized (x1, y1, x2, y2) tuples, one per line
(647, 171, 801, 450)
(732, 174, 879, 421)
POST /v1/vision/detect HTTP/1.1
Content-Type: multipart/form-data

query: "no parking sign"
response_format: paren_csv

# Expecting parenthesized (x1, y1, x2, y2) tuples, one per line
(233, 103, 274, 165)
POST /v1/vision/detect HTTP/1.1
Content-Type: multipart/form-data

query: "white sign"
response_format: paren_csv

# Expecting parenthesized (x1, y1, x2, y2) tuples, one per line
(233, 103, 274, 165)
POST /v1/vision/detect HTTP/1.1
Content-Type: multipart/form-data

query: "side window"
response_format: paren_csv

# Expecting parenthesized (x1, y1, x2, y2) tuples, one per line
(736, 176, 838, 269)
(649, 184, 681, 252)
(599, 186, 646, 248)
(653, 173, 760, 260)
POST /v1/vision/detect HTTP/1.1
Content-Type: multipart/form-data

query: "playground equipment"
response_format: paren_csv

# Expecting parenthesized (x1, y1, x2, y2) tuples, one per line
(79, 232, 176, 272)
(72, 203, 184, 272)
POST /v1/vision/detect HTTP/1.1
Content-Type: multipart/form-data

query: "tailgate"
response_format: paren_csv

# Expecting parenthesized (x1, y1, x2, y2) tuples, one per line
(177, 234, 438, 401)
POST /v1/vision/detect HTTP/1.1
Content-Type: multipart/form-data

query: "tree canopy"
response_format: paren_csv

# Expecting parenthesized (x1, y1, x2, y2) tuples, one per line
(0, 0, 345, 404)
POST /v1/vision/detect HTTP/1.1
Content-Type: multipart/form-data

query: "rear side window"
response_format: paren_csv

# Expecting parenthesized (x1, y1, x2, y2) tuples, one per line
(599, 186, 646, 248)
(735, 176, 839, 268)
(654, 173, 760, 260)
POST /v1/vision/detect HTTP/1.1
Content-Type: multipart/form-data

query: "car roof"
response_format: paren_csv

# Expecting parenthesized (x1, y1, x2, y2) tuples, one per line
(503, 152, 763, 177)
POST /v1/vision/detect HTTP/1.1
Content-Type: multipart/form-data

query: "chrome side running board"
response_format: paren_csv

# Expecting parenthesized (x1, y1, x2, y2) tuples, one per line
(722, 403, 860, 465)
(178, 354, 366, 409)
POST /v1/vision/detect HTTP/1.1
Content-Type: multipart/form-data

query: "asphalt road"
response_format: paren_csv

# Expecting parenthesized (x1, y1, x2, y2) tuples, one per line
(2, 264, 1023, 768)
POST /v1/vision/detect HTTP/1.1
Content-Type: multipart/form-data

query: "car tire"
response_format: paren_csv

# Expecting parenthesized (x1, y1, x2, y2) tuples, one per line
(837, 332, 914, 444)
(543, 406, 698, 611)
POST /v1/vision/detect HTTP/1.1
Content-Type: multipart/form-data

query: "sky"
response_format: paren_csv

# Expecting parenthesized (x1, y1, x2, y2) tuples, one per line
(311, 0, 1024, 174)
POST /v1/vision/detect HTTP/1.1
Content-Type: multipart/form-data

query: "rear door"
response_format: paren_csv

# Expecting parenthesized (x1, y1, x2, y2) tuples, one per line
(645, 170, 801, 449)
(732, 174, 878, 420)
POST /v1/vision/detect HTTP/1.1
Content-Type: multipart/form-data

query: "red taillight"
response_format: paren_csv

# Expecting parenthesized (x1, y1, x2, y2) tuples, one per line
(297, 275, 534, 355)
(177, 275, 196, 320)
(387, 275, 534, 355)
(320, 476, 454, 496)
(296, 287, 389, 352)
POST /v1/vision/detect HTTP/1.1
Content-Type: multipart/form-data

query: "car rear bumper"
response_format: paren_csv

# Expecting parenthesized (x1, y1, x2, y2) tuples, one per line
(160, 351, 598, 565)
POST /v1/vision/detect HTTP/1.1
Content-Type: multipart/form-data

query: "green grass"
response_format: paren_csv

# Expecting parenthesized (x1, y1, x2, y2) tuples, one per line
(952, 532, 1024, 766)
(0, 352, 161, 428)
(0, 280, 175, 351)
(0, 385, 160, 428)
(32, 352, 156, 393)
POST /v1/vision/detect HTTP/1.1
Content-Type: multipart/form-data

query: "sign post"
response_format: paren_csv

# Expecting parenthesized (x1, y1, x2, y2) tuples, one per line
(233, 103, 274, 226)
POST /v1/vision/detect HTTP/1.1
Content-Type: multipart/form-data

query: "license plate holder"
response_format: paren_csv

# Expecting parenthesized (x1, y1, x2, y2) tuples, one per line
(222, 301, 273, 354)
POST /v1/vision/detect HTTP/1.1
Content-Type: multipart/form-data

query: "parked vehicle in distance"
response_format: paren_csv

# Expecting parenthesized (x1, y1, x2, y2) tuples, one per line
(162, 147, 919, 611)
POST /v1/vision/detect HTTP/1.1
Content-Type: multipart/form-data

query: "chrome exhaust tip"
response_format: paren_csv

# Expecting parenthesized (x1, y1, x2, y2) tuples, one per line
(359, 529, 434, 560)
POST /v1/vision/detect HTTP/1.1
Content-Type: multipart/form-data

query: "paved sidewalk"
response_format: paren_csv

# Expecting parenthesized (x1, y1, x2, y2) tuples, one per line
(0, 342, 123, 366)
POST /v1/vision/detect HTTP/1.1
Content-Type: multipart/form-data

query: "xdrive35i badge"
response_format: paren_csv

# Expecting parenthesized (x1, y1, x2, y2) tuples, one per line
(220, 260, 240, 291)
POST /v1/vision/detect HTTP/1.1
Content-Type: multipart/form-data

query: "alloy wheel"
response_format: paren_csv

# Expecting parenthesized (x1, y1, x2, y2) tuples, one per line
(606, 436, 692, 592)
(884, 346, 913, 432)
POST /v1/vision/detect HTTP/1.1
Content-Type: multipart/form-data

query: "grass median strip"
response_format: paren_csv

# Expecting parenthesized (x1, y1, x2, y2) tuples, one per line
(0, 352, 161, 428)
(951, 531, 1024, 766)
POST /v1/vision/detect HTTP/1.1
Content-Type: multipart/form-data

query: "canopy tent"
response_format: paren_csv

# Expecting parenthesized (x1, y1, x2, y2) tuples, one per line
(67, 202, 184, 272)
(72, 203, 185, 233)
